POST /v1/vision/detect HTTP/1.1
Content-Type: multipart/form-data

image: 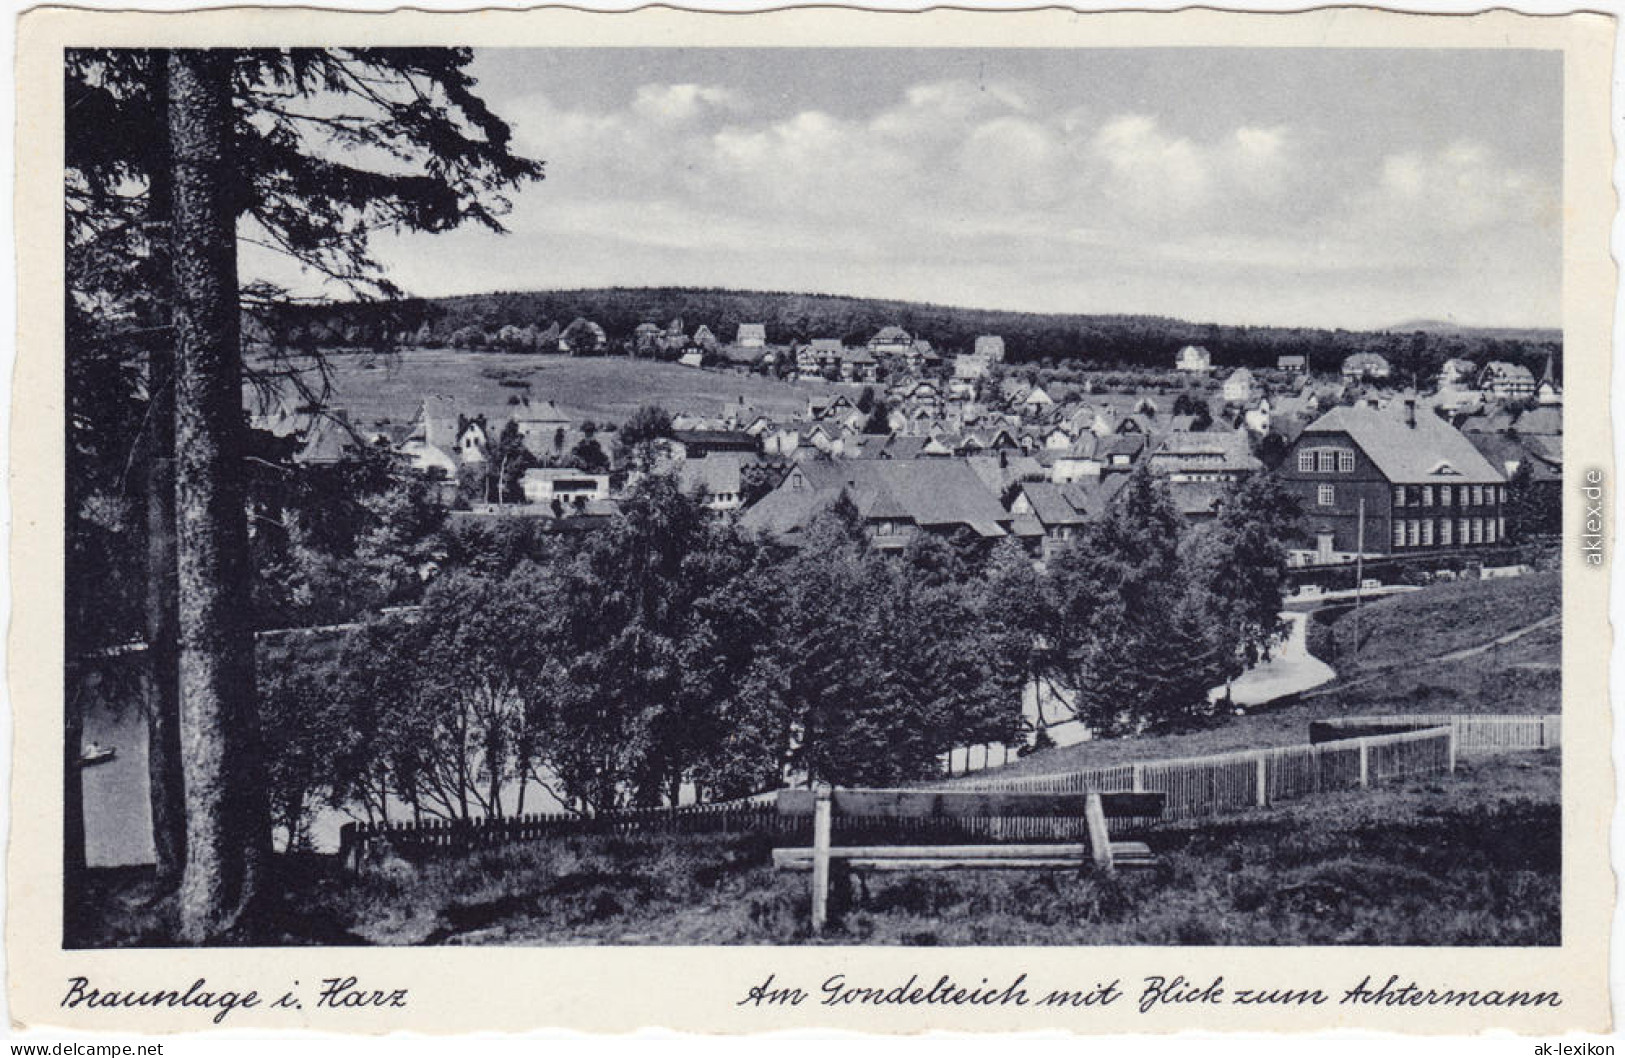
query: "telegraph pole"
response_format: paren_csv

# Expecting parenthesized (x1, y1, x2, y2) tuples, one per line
(1352, 497, 1366, 657)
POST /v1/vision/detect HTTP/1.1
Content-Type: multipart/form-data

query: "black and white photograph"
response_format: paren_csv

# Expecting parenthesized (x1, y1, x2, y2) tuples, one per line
(16, 1, 1615, 1037)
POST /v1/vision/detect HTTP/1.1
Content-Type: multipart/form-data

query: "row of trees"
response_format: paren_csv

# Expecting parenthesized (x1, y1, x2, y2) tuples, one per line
(259, 466, 1300, 840)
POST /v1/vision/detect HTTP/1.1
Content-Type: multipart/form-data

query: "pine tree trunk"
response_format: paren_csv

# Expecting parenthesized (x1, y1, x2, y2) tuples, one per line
(62, 678, 86, 935)
(168, 49, 270, 943)
(144, 51, 187, 889)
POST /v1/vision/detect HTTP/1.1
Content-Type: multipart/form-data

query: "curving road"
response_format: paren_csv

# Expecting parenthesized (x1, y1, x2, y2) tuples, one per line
(1208, 611, 1337, 708)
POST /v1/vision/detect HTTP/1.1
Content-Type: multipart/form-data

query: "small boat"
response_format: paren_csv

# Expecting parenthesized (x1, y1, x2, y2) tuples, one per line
(79, 744, 117, 767)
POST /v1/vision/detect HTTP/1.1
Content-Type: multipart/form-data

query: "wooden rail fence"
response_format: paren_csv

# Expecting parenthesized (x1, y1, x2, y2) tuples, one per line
(338, 713, 1558, 866)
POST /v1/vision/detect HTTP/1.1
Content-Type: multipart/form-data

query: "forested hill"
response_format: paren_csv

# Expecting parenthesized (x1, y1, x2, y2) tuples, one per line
(280, 286, 1563, 376)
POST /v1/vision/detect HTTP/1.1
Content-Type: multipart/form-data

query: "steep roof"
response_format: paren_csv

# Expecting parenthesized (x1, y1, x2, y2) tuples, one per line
(1151, 429, 1261, 472)
(740, 459, 1010, 539)
(736, 323, 766, 342)
(1018, 482, 1088, 527)
(1512, 406, 1562, 436)
(677, 453, 750, 497)
(1302, 404, 1503, 484)
(1061, 474, 1130, 517)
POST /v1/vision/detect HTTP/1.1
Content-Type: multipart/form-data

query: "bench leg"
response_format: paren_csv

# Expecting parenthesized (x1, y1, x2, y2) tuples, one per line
(811, 786, 832, 934)
(1085, 793, 1115, 871)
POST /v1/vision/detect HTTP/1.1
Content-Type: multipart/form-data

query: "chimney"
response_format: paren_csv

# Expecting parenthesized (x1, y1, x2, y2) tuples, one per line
(1405, 398, 1417, 429)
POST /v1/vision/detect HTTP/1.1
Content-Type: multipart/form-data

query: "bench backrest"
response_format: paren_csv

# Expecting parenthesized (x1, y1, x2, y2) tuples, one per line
(775, 788, 1165, 820)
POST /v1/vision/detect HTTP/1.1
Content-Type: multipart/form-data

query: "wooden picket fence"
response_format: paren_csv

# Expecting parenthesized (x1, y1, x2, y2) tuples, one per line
(1320, 713, 1560, 754)
(338, 800, 789, 870)
(948, 724, 1457, 819)
(338, 713, 1558, 866)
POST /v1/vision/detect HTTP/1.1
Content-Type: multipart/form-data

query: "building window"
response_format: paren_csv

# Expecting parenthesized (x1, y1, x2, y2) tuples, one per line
(1420, 486, 1433, 507)
(1485, 519, 1497, 544)
(1421, 519, 1434, 546)
(1459, 518, 1470, 544)
(1317, 450, 1337, 473)
(1408, 520, 1420, 547)
(1439, 485, 1452, 507)
(1471, 485, 1484, 507)
(1440, 518, 1453, 545)
(1337, 450, 1355, 473)
(1499, 516, 1506, 539)
(1318, 484, 1336, 507)
(1393, 521, 1405, 548)
(1472, 518, 1483, 544)
(1393, 486, 1406, 507)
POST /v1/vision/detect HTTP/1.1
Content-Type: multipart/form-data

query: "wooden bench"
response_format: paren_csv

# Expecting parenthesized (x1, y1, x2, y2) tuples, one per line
(773, 787, 1165, 932)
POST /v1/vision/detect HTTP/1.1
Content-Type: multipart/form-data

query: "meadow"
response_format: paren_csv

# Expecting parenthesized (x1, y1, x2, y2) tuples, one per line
(249, 347, 839, 427)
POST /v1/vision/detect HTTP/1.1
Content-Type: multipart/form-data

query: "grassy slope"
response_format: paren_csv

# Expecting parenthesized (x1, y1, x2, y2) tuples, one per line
(66, 751, 1558, 947)
(250, 348, 841, 426)
(1316, 572, 1561, 676)
(974, 574, 1562, 781)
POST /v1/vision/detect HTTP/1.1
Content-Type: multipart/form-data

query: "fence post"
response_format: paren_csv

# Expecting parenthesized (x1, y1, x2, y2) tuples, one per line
(1358, 738, 1370, 789)
(811, 785, 833, 936)
(1447, 727, 1457, 774)
(1132, 763, 1144, 793)
(1255, 755, 1268, 808)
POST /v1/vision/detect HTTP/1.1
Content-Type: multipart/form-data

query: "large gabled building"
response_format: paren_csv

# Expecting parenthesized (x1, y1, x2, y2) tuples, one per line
(739, 458, 1012, 550)
(1278, 402, 1506, 562)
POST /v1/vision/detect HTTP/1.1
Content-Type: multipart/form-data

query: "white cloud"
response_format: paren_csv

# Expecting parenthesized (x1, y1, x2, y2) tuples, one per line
(631, 83, 743, 123)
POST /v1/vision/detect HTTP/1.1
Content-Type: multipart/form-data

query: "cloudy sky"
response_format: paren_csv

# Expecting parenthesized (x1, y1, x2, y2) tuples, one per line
(358, 48, 1561, 331)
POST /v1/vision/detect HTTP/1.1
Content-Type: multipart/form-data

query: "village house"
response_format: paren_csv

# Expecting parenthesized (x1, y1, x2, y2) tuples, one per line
(954, 353, 991, 381)
(520, 466, 612, 506)
(898, 339, 940, 372)
(508, 400, 573, 458)
(1478, 360, 1537, 401)
(1148, 429, 1262, 483)
(1277, 354, 1308, 373)
(1008, 481, 1090, 562)
(1278, 401, 1506, 563)
(632, 322, 662, 354)
(809, 339, 846, 377)
(1048, 436, 1105, 484)
(807, 393, 854, 421)
(1340, 352, 1393, 382)
(868, 325, 914, 357)
(559, 317, 608, 355)
(1242, 397, 1273, 435)
(740, 458, 1013, 549)
(1438, 358, 1478, 388)
(974, 335, 1007, 362)
(669, 428, 759, 460)
(676, 453, 754, 511)
(1019, 384, 1055, 417)
(1175, 345, 1213, 373)
(1221, 368, 1257, 404)
(736, 323, 767, 348)
(1536, 353, 1562, 405)
(841, 348, 880, 383)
